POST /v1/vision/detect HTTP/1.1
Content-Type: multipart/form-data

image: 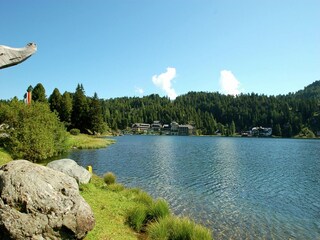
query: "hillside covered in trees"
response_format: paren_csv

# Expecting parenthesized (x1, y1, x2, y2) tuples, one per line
(2, 81, 320, 138)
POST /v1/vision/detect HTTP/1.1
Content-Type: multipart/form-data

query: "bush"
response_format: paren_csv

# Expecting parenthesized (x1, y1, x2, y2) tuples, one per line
(0, 101, 68, 162)
(70, 128, 80, 135)
(147, 216, 212, 240)
(103, 172, 116, 185)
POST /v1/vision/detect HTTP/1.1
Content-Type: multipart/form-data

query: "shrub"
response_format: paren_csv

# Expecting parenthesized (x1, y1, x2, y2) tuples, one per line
(0, 101, 68, 162)
(70, 128, 80, 135)
(147, 216, 212, 240)
(103, 172, 116, 185)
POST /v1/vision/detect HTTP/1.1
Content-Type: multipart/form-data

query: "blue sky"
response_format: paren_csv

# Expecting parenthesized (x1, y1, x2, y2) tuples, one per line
(1, 0, 319, 100)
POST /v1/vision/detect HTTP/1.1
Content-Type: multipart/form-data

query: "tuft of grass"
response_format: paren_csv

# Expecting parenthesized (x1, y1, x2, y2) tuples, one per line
(126, 197, 170, 233)
(134, 190, 154, 206)
(0, 147, 12, 166)
(147, 216, 212, 240)
(149, 199, 170, 221)
(103, 172, 117, 185)
(107, 183, 125, 192)
(126, 205, 148, 232)
(67, 133, 115, 149)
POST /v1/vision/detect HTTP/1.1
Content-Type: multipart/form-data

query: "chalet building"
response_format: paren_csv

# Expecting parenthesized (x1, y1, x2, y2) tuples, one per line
(178, 124, 195, 136)
(151, 121, 162, 132)
(131, 121, 195, 136)
(131, 123, 150, 133)
(170, 121, 179, 135)
(162, 124, 171, 135)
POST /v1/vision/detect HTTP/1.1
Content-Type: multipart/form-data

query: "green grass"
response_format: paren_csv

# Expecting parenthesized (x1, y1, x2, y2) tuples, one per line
(80, 175, 142, 240)
(67, 133, 115, 149)
(103, 172, 117, 185)
(147, 216, 212, 240)
(0, 147, 12, 166)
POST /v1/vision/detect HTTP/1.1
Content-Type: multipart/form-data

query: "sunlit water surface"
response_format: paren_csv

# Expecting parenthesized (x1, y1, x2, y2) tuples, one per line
(68, 136, 320, 239)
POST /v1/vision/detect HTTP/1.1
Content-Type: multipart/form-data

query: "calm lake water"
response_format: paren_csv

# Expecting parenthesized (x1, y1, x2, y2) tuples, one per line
(68, 136, 320, 239)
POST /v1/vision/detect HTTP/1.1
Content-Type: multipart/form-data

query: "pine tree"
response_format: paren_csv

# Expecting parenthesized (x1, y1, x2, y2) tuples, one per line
(60, 91, 73, 126)
(71, 84, 88, 132)
(48, 88, 62, 114)
(88, 93, 106, 134)
(32, 83, 47, 103)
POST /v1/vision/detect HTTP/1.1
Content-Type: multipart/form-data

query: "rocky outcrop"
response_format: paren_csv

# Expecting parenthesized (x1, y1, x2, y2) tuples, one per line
(47, 159, 92, 184)
(0, 160, 95, 240)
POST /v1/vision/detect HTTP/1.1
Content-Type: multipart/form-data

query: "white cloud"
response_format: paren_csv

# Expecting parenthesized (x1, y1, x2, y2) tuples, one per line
(152, 67, 177, 100)
(135, 86, 144, 95)
(219, 70, 241, 96)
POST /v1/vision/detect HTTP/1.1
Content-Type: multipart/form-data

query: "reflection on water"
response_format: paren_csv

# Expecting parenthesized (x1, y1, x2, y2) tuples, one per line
(69, 136, 320, 239)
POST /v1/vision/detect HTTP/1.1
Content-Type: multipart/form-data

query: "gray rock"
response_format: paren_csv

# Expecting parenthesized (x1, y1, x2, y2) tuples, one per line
(0, 160, 95, 240)
(47, 159, 92, 184)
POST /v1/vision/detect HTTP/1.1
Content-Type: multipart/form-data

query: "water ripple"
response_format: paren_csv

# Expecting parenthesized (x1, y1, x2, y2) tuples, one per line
(69, 136, 320, 239)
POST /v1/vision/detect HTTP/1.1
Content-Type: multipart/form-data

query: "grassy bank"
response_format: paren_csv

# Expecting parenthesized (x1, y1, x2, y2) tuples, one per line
(0, 147, 12, 166)
(67, 133, 115, 149)
(80, 175, 141, 240)
(80, 175, 212, 240)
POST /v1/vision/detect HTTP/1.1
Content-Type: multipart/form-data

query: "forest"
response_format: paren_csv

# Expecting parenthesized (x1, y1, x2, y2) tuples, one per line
(2, 80, 320, 139)
(102, 80, 320, 137)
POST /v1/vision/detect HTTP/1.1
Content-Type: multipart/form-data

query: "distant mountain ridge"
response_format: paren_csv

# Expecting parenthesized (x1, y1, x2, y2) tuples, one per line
(294, 80, 320, 99)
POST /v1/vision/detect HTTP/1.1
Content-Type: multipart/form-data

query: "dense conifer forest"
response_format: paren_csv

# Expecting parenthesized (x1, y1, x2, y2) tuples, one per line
(101, 80, 320, 137)
(2, 81, 320, 138)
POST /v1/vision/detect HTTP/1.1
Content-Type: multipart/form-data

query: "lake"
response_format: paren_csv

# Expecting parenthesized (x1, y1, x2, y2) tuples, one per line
(68, 135, 320, 239)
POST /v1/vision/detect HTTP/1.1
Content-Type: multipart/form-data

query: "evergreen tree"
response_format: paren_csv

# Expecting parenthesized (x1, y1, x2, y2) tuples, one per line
(88, 93, 106, 134)
(48, 88, 62, 114)
(71, 84, 88, 132)
(60, 91, 73, 126)
(32, 83, 47, 103)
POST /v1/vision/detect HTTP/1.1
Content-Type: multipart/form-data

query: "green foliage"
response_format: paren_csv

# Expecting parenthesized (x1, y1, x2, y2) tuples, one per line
(107, 183, 125, 192)
(48, 88, 62, 115)
(147, 216, 212, 240)
(0, 147, 12, 166)
(103, 172, 116, 185)
(134, 190, 154, 206)
(0, 100, 68, 162)
(149, 199, 170, 221)
(100, 80, 320, 136)
(126, 205, 148, 232)
(88, 92, 106, 134)
(126, 195, 170, 233)
(71, 84, 89, 132)
(70, 128, 80, 135)
(60, 91, 73, 126)
(297, 127, 316, 138)
(32, 83, 47, 103)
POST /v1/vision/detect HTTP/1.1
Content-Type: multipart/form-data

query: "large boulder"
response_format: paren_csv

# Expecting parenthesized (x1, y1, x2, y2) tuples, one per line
(0, 160, 95, 240)
(47, 159, 92, 184)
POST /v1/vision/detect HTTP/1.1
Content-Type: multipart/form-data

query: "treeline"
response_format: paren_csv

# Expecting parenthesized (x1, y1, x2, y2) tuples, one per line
(2, 81, 320, 139)
(101, 81, 320, 137)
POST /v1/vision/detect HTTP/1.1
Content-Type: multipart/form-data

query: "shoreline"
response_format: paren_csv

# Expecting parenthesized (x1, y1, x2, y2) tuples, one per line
(0, 134, 212, 239)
